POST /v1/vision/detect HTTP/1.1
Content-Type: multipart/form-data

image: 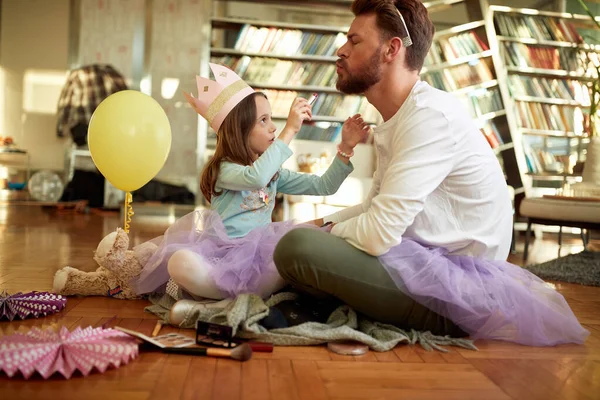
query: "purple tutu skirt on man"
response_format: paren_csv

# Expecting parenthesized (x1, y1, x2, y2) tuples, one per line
(378, 238, 589, 346)
(132, 209, 588, 347)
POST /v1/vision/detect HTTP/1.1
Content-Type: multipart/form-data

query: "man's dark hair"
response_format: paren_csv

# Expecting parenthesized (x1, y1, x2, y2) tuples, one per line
(352, 0, 435, 71)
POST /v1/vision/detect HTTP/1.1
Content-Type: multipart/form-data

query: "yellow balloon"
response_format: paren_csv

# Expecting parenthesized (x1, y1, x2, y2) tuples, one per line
(88, 90, 172, 192)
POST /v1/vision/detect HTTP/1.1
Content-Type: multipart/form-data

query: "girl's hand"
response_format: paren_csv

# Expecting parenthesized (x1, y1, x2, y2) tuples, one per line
(341, 114, 371, 150)
(283, 98, 312, 135)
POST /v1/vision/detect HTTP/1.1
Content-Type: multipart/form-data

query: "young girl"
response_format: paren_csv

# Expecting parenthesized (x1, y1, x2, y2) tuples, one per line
(132, 63, 370, 300)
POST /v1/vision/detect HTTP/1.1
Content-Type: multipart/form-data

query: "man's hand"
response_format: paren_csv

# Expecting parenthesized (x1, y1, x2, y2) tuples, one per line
(341, 114, 371, 149)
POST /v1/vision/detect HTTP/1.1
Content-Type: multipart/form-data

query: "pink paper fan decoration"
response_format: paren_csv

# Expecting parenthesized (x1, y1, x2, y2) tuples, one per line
(0, 326, 139, 379)
(0, 291, 67, 321)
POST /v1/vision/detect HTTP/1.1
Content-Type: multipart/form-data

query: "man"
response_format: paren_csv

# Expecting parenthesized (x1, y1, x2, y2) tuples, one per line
(273, 0, 587, 345)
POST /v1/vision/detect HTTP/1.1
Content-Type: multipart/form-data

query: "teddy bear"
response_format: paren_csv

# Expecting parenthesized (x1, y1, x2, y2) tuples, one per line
(53, 228, 157, 299)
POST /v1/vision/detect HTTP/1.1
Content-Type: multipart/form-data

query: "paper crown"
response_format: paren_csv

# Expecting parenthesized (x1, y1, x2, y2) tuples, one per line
(183, 63, 255, 132)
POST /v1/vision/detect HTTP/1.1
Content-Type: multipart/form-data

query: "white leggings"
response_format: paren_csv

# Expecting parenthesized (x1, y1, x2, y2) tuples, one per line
(167, 249, 286, 300)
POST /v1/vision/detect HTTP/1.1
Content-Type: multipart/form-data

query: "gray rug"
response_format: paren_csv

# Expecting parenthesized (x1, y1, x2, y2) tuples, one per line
(525, 251, 600, 287)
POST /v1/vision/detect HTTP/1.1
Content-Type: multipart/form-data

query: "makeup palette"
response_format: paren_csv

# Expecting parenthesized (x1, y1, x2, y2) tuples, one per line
(115, 327, 195, 349)
(196, 321, 237, 348)
(153, 333, 197, 348)
(195, 321, 274, 352)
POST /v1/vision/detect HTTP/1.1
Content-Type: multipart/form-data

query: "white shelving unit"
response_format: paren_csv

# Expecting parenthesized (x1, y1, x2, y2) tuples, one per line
(485, 5, 599, 197)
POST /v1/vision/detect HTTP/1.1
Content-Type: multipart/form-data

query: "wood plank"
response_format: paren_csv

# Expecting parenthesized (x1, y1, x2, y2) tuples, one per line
(149, 353, 193, 400)
(268, 360, 300, 400)
(352, 351, 378, 362)
(211, 359, 242, 400)
(439, 348, 470, 364)
(372, 350, 401, 363)
(181, 357, 218, 400)
(414, 346, 448, 363)
(393, 344, 425, 363)
(292, 360, 329, 400)
(242, 359, 271, 400)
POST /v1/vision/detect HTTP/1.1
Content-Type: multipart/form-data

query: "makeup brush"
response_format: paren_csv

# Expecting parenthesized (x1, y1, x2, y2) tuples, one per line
(115, 326, 253, 361)
(162, 343, 253, 361)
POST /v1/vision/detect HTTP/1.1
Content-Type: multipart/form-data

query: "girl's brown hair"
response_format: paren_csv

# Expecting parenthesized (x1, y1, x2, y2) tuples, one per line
(200, 92, 267, 203)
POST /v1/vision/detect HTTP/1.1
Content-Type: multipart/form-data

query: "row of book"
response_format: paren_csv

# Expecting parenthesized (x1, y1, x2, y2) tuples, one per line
(523, 145, 560, 174)
(421, 59, 494, 92)
(232, 24, 346, 57)
(516, 101, 583, 133)
(212, 56, 337, 88)
(522, 138, 577, 174)
(296, 122, 342, 142)
(507, 75, 590, 103)
(259, 89, 380, 123)
(481, 121, 505, 149)
(501, 42, 583, 71)
(494, 13, 583, 43)
(424, 31, 489, 66)
(459, 87, 503, 119)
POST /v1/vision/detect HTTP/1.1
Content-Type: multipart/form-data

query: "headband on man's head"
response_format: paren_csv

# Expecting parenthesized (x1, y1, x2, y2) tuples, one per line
(393, 5, 413, 47)
(183, 63, 255, 133)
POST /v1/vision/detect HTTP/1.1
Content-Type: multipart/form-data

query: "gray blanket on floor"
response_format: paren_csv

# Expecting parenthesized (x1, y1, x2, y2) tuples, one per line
(145, 292, 476, 353)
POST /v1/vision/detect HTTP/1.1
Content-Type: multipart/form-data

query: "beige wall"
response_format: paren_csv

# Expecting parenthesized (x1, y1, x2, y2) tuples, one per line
(0, 0, 71, 172)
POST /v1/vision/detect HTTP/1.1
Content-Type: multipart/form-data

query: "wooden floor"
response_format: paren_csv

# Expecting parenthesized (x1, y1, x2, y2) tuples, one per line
(0, 206, 599, 400)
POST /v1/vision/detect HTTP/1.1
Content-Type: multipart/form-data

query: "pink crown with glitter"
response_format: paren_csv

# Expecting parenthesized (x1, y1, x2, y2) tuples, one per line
(183, 63, 255, 133)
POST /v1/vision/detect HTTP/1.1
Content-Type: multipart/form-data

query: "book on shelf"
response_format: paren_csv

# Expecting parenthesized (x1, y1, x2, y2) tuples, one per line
(521, 137, 577, 174)
(256, 89, 380, 124)
(421, 59, 493, 92)
(515, 101, 583, 133)
(232, 24, 346, 57)
(507, 75, 590, 104)
(296, 122, 342, 142)
(211, 56, 338, 88)
(287, 121, 373, 144)
(480, 121, 504, 149)
(457, 86, 503, 119)
(494, 13, 583, 44)
(500, 41, 587, 72)
(211, 54, 379, 119)
(424, 31, 489, 66)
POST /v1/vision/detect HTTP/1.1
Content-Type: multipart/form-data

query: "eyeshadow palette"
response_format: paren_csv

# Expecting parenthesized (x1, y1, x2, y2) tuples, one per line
(153, 332, 197, 348)
(195, 321, 274, 352)
(115, 327, 196, 349)
(196, 321, 238, 348)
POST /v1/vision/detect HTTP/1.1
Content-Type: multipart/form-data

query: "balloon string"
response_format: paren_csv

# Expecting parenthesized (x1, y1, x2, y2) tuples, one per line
(124, 192, 134, 233)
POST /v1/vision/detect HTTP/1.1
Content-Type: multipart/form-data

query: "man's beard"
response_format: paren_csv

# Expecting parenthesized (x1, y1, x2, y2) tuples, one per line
(336, 46, 383, 95)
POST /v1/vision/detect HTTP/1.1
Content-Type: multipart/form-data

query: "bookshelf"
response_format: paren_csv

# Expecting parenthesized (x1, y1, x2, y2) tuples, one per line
(486, 5, 600, 197)
(209, 7, 378, 145)
(419, 0, 526, 196)
(202, 0, 559, 219)
(206, 0, 375, 219)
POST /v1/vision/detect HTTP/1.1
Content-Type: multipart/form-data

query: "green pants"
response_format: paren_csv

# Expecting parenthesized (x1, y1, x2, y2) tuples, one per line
(273, 228, 466, 337)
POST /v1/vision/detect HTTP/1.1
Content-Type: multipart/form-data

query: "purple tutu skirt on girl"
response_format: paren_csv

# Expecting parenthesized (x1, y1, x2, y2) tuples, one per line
(131, 210, 315, 297)
(378, 238, 589, 346)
